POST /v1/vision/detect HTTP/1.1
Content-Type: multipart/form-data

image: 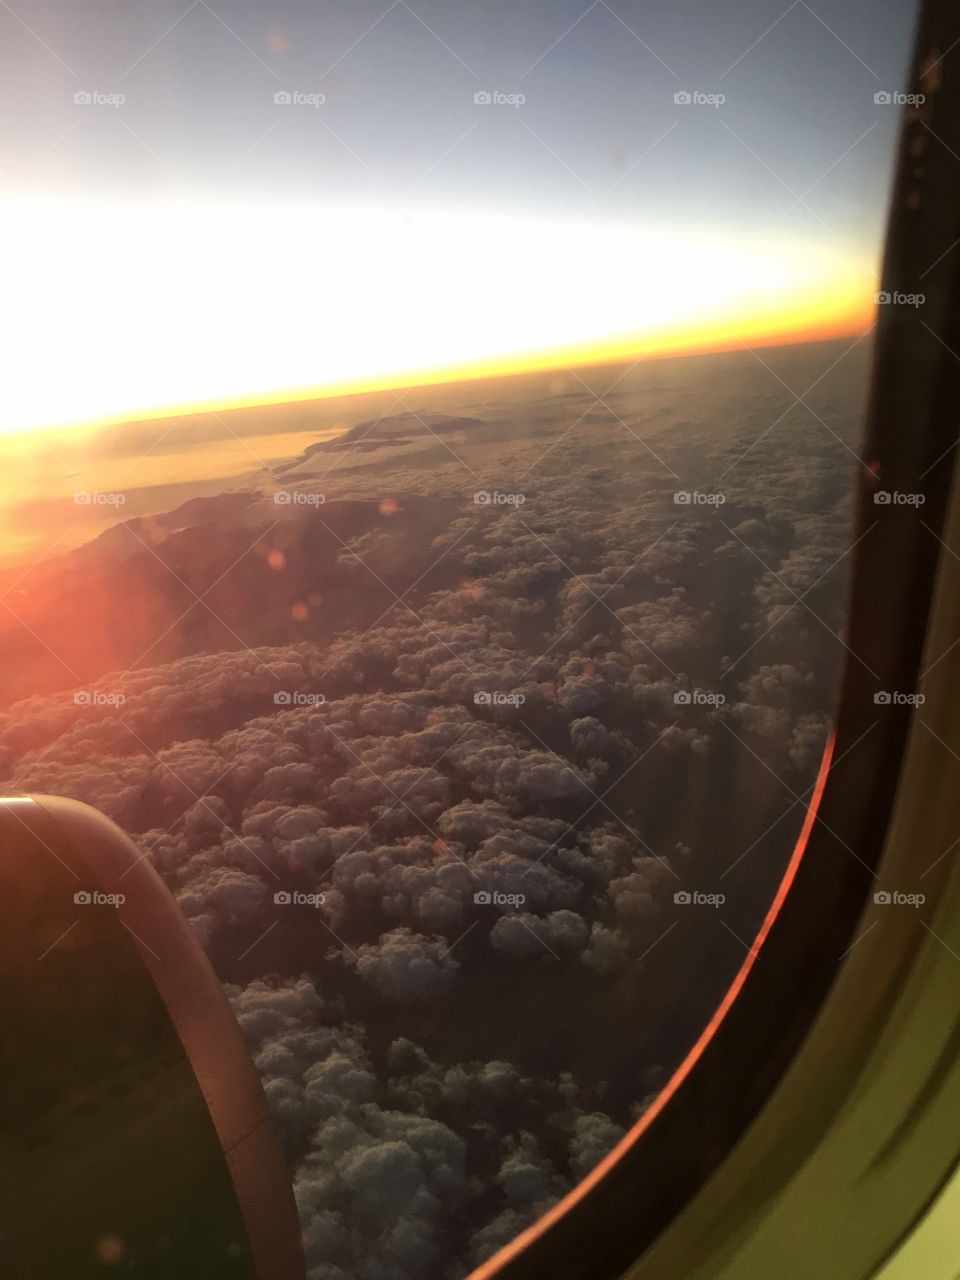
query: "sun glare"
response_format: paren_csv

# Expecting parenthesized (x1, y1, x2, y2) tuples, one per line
(0, 196, 873, 439)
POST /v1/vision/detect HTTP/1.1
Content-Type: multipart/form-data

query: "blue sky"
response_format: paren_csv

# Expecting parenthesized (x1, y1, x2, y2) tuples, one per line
(2, 0, 917, 236)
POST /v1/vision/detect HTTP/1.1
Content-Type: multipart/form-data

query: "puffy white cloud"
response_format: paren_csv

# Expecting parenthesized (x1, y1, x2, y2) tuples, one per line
(348, 928, 460, 1004)
(176, 866, 269, 937)
(490, 910, 589, 959)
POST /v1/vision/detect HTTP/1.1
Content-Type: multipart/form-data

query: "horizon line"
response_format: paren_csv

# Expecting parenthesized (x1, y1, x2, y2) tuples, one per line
(5, 304, 874, 445)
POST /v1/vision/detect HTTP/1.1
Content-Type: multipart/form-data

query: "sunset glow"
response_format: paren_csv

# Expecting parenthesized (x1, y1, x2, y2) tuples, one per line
(1, 196, 873, 440)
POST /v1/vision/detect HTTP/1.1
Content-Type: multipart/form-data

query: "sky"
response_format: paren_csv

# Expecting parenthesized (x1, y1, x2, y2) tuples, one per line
(0, 0, 918, 435)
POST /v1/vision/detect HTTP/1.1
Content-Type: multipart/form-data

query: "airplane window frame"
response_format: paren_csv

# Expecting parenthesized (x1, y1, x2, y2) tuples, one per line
(472, 0, 960, 1274)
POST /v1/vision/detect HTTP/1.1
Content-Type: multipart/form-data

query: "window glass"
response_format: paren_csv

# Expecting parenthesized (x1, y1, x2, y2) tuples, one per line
(0, 2, 916, 1276)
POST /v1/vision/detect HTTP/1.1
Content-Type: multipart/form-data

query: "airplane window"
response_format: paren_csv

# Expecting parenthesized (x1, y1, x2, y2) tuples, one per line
(0, 1, 919, 1276)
